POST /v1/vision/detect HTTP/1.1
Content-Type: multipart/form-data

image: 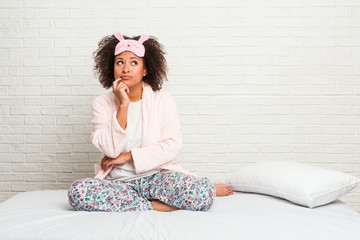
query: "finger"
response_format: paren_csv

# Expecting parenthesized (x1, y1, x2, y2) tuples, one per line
(113, 78, 122, 88)
(105, 158, 114, 170)
(103, 163, 107, 171)
(100, 157, 108, 170)
(118, 82, 126, 89)
(124, 86, 130, 94)
(119, 85, 130, 95)
(101, 162, 105, 170)
(101, 160, 107, 170)
(114, 78, 122, 84)
(117, 83, 129, 93)
(104, 162, 112, 171)
(102, 161, 109, 171)
(115, 82, 125, 91)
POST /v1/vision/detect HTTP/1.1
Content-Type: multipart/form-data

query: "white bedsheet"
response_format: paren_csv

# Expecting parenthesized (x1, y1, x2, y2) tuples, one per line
(0, 190, 359, 240)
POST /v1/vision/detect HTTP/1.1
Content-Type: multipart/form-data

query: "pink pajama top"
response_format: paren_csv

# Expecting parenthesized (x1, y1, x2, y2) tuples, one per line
(91, 82, 193, 180)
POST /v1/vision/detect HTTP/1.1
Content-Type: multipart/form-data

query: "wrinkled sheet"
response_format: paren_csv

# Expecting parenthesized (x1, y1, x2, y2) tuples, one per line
(0, 190, 359, 240)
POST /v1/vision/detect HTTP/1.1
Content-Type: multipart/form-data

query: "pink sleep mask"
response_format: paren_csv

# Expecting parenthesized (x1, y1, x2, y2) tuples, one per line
(114, 32, 149, 57)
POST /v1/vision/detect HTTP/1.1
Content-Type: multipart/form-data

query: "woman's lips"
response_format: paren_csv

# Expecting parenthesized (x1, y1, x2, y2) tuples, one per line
(121, 76, 131, 80)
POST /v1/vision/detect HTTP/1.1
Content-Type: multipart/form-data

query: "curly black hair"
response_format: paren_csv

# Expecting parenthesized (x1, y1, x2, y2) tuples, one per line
(93, 34, 168, 91)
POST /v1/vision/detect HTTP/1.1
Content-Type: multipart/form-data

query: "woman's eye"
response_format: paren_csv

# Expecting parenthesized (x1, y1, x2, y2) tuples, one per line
(131, 61, 138, 66)
(117, 61, 124, 65)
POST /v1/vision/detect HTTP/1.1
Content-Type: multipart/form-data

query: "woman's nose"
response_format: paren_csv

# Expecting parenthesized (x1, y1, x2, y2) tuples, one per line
(122, 63, 130, 73)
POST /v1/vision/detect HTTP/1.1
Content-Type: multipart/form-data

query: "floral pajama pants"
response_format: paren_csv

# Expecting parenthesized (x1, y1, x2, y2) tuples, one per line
(68, 170, 216, 212)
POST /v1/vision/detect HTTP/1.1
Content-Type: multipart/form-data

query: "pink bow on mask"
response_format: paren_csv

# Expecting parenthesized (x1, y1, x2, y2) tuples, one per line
(114, 32, 149, 57)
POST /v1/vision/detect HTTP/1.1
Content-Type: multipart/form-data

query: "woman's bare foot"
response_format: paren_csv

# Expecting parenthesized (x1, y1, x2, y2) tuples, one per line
(151, 200, 180, 212)
(214, 183, 234, 197)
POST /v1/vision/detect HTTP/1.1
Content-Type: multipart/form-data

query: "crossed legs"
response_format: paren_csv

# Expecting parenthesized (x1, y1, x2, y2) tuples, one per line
(68, 170, 233, 212)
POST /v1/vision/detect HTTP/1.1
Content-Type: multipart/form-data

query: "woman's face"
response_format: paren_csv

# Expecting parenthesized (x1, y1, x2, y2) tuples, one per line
(114, 51, 147, 90)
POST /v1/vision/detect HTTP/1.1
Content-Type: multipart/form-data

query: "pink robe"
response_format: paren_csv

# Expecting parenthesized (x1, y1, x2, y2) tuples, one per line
(91, 82, 193, 179)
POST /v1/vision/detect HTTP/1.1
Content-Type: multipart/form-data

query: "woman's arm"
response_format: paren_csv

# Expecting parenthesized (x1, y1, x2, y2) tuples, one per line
(90, 95, 128, 158)
(131, 93, 182, 174)
(100, 152, 133, 171)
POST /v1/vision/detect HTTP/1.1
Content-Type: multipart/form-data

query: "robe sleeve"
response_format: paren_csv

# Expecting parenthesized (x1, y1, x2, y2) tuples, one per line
(90, 95, 127, 158)
(131, 93, 182, 174)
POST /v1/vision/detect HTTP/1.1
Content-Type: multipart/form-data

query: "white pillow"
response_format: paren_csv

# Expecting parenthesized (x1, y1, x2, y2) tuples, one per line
(225, 161, 360, 208)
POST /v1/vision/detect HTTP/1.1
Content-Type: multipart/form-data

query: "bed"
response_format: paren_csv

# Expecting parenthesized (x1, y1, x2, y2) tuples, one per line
(0, 189, 359, 240)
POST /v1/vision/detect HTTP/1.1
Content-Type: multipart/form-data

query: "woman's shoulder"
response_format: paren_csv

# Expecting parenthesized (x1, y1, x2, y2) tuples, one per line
(143, 83, 174, 101)
(153, 91, 177, 112)
(92, 91, 116, 108)
(154, 89, 173, 101)
(148, 89, 176, 108)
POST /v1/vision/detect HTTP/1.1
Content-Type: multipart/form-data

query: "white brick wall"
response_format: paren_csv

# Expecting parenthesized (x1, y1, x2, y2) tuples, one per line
(0, 0, 359, 211)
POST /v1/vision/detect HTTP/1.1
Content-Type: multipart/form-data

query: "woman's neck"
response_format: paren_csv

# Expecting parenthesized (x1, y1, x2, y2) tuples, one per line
(127, 83, 143, 102)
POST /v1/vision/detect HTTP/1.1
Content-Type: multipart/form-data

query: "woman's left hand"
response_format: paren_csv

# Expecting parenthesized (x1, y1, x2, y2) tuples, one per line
(100, 152, 133, 171)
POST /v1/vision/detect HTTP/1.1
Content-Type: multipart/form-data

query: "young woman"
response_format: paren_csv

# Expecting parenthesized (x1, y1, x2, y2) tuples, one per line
(68, 32, 233, 212)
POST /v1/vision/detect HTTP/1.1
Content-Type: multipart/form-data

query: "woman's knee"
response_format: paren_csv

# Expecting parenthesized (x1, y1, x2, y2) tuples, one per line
(151, 171, 215, 211)
(196, 177, 216, 211)
(183, 177, 216, 211)
(68, 178, 100, 210)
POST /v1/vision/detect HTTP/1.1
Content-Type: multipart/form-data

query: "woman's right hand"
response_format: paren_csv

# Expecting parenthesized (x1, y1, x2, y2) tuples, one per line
(100, 156, 114, 172)
(100, 153, 133, 171)
(113, 78, 130, 106)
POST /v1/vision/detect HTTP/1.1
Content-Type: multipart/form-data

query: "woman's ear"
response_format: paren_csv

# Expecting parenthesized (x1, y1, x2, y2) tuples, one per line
(143, 67, 147, 76)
